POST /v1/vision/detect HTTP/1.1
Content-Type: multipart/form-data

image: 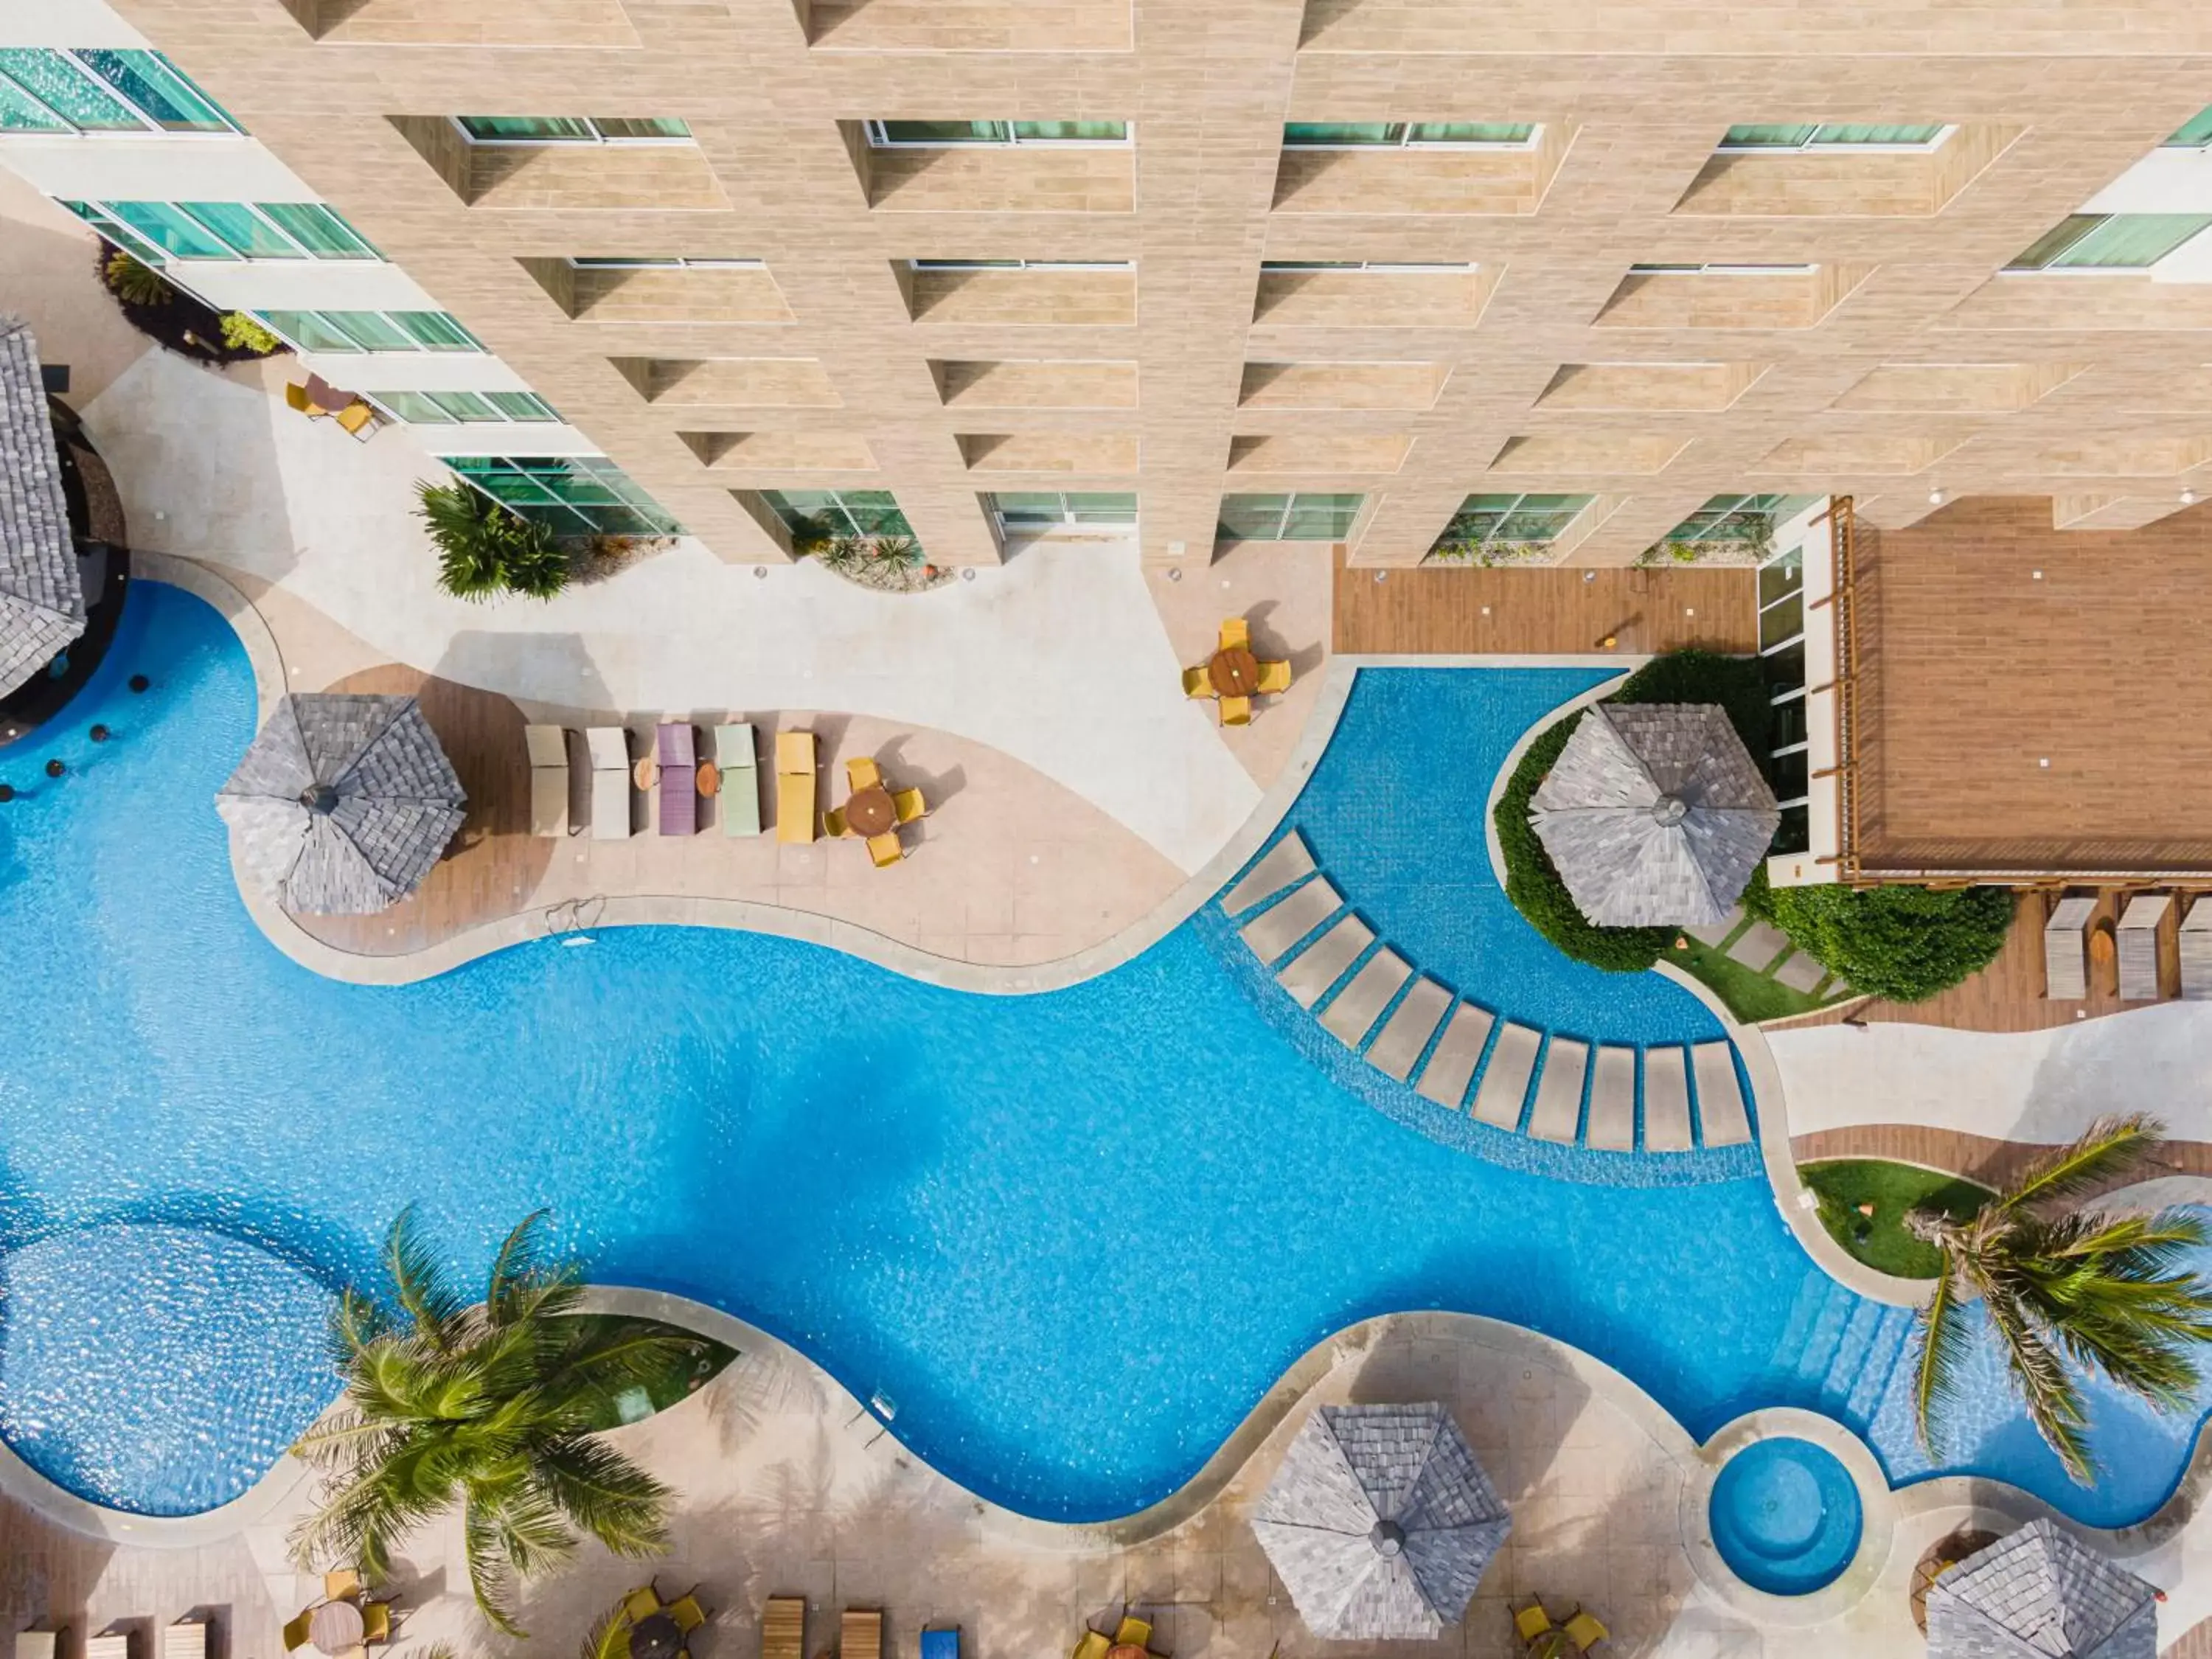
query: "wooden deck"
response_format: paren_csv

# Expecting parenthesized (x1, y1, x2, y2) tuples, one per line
(1332, 553, 1759, 656)
(1792, 1121, 2212, 1185)
(1850, 497, 2212, 874)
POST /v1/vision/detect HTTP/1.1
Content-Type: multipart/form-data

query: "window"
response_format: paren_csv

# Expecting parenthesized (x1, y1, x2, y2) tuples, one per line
(2167, 105, 2212, 147)
(1281, 122, 1535, 149)
(60, 199, 379, 262)
(1658, 493, 1819, 557)
(445, 455, 681, 538)
(1626, 262, 1818, 276)
(760, 489, 918, 541)
(1430, 493, 1592, 558)
(1757, 540, 1812, 854)
(866, 120, 1128, 147)
(254, 310, 483, 354)
(2006, 213, 2212, 271)
(988, 492, 1137, 532)
(1717, 123, 1949, 152)
(453, 116, 690, 144)
(1217, 493, 1363, 541)
(366, 390, 561, 424)
(0, 48, 238, 134)
(567, 257, 762, 269)
(907, 257, 1132, 271)
(1259, 260, 1477, 274)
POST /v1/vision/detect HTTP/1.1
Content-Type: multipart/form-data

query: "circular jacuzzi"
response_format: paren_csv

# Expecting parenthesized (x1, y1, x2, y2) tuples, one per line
(1708, 1436, 1865, 1596)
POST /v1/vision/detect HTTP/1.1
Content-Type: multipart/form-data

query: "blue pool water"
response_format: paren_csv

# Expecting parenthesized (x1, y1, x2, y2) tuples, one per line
(1708, 1437, 1865, 1596)
(0, 581, 2207, 1526)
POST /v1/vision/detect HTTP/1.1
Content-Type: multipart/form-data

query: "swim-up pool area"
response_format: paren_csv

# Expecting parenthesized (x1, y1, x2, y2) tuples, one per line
(0, 581, 2206, 1529)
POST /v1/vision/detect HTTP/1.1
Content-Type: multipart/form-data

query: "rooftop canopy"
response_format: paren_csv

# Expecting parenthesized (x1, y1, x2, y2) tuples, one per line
(1925, 1520, 2158, 1659)
(1529, 700, 1779, 927)
(1251, 1402, 1510, 1641)
(0, 319, 86, 699)
(216, 693, 467, 914)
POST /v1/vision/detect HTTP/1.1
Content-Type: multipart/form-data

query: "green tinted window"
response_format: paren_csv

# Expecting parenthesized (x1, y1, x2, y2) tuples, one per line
(484, 391, 560, 421)
(426, 391, 503, 422)
(76, 49, 233, 131)
(458, 116, 594, 140)
(0, 74, 68, 131)
(367, 392, 453, 422)
(2168, 105, 2212, 146)
(1720, 124, 1820, 147)
(1010, 119, 1125, 142)
(390, 311, 482, 350)
(877, 120, 1009, 143)
(1217, 493, 1363, 540)
(445, 456, 680, 536)
(324, 311, 415, 351)
(2011, 213, 2212, 269)
(258, 312, 361, 352)
(179, 202, 303, 259)
(102, 201, 235, 260)
(0, 49, 137, 129)
(1405, 122, 1531, 144)
(590, 117, 690, 139)
(256, 201, 378, 259)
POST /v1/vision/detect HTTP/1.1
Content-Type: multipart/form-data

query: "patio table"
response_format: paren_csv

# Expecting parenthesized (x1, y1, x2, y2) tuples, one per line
(303, 372, 356, 414)
(310, 1602, 365, 1656)
(845, 783, 897, 838)
(1208, 647, 1259, 698)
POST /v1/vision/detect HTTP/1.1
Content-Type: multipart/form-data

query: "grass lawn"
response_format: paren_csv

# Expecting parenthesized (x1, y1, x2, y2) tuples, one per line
(566, 1315, 737, 1430)
(1669, 933, 1840, 1024)
(1799, 1158, 1993, 1279)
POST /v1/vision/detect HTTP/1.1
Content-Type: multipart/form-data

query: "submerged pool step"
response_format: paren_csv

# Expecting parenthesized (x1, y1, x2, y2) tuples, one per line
(1691, 1041, 1754, 1147)
(1239, 876, 1343, 966)
(1642, 1046, 1693, 1152)
(1278, 914, 1375, 1009)
(1471, 1022, 1542, 1128)
(1222, 831, 1316, 917)
(1527, 1037, 1588, 1144)
(1841, 1307, 1917, 1424)
(1320, 947, 1411, 1046)
(1586, 1046, 1636, 1151)
(1413, 1001, 1492, 1108)
(1368, 977, 1453, 1082)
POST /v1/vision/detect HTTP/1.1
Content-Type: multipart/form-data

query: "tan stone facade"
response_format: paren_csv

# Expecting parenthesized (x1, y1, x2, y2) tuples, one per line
(87, 0, 2212, 566)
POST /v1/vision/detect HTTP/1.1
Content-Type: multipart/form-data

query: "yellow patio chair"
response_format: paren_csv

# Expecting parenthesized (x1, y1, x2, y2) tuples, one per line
(846, 755, 882, 793)
(360, 1604, 392, 1647)
(336, 401, 376, 437)
(893, 787, 926, 824)
(1217, 616, 1249, 652)
(1112, 1618, 1151, 1652)
(323, 1570, 363, 1602)
(1256, 658, 1293, 695)
(625, 1587, 662, 1624)
(1563, 1610, 1607, 1652)
(1181, 667, 1211, 700)
(282, 1614, 313, 1655)
(667, 1594, 707, 1635)
(1513, 1601, 1553, 1642)
(1070, 1635, 1110, 1659)
(868, 831, 903, 868)
(285, 382, 319, 417)
(1220, 695, 1253, 727)
(824, 807, 847, 838)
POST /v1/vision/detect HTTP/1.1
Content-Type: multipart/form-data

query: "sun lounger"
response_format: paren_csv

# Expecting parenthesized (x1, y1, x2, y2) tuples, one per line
(2183, 898, 2212, 1000)
(2118, 893, 2173, 1001)
(86, 1634, 130, 1659)
(840, 1610, 880, 1659)
(656, 722, 698, 836)
(17, 1632, 60, 1659)
(164, 1619, 209, 1659)
(715, 723, 762, 836)
(524, 724, 571, 837)
(1217, 617, 1249, 651)
(761, 1599, 804, 1659)
(918, 1631, 957, 1659)
(846, 756, 881, 793)
(1220, 695, 1253, 726)
(1182, 667, 1211, 699)
(775, 731, 817, 844)
(587, 727, 633, 840)
(1256, 658, 1292, 694)
(893, 787, 925, 824)
(868, 831, 903, 868)
(2043, 894, 2096, 1000)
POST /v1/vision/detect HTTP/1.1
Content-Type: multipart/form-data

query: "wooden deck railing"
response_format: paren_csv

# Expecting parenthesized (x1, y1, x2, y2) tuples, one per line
(1830, 495, 1864, 883)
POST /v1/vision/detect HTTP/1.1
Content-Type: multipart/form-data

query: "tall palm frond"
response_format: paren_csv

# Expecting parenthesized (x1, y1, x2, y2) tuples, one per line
(384, 1206, 466, 1347)
(2000, 1114, 2162, 1213)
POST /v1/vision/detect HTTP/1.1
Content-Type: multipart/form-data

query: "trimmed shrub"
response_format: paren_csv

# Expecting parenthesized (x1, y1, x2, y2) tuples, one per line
(417, 481, 571, 602)
(1494, 647, 1776, 974)
(218, 311, 285, 355)
(102, 250, 173, 308)
(1747, 880, 2014, 1004)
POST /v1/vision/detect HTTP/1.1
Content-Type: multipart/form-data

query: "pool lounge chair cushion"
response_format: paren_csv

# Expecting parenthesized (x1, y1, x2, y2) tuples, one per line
(717, 723, 762, 837)
(775, 731, 817, 844)
(761, 1599, 804, 1659)
(163, 1623, 207, 1659)
(918, 1632, 957, 1659)
(587, 727, 633, 841)
(524, 725, 571, 838)
(839, 1610, 880, 1659)
(656, 723, 698, 837)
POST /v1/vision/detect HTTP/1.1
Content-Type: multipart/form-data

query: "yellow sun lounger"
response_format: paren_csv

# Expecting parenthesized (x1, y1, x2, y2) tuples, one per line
(775, 731, 818, 844)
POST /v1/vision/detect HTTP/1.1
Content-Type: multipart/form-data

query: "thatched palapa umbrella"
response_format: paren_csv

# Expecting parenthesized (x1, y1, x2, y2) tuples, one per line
(1251, 1403, 1510, 1641)
(1923, 1520, 2159, 1658)
(216, 692, 466, 914)
(0, 320, 85, 698)
(1528, 701, 1779, 927)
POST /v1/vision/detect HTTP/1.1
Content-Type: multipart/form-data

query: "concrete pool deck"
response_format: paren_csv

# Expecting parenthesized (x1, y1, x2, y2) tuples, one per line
(8, 1305, 2212, 1659)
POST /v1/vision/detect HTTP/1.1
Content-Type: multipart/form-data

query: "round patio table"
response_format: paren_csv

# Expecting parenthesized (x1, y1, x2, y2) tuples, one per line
(1107, 1646, 1147, 1659)
(629, 1615, 684, 1659)
(698, 760, 721, 797)
(846, 783, 897, 838)
(633, 757, 658, 792)
(310, 1602, 364, 1656)
(1208, 647, 1259, 698)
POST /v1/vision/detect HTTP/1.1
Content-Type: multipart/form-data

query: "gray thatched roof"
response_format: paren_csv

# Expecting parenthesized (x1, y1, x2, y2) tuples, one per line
(1925, 1520, 2157, 1659)
(216, 693, 466, 914)
(1528, 701, 1780, 927)
(0, 319, 85, 698)
(1251, 1403, 1509, 1641)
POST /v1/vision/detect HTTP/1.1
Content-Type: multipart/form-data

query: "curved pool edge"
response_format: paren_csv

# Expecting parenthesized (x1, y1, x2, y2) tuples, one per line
(151, 552, 1355, 998)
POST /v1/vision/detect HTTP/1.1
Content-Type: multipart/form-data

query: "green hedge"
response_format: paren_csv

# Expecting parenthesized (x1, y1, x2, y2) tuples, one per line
(1747, 880, 2014, 1003)
(1495, 650, 1769, 974)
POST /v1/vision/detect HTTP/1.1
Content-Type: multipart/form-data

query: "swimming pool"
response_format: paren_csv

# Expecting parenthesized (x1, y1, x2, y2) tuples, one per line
(0, 581, 2205, 1526)
(1708, 1437, 1864, 1596)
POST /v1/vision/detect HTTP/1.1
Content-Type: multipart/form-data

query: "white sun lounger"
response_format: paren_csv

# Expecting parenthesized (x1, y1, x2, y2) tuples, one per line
(164, 1619, 208, 1659)
(18, 1631, 61, 1659)
(2182, 898, 2212, 1001)
(586, 726, 633, 841)
(2118, 894, 2173, 1001)
(2043, 894, 2096, 1001)
(716, 722, 762, 837)
(524, 723, 571, 838)
(85, 1633, 129, 1659)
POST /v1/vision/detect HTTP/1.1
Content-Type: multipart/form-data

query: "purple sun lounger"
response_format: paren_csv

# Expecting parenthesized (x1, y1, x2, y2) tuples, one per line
(657, 720, 697, 836)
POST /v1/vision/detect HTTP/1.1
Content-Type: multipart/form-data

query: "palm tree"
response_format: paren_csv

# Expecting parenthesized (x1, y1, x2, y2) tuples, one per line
(290, 1209, 692, 1635)
(1908, 1113, 2212, 1484)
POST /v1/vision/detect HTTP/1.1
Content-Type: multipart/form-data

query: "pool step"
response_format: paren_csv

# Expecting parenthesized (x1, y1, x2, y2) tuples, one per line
(1221, 838, 1756, 1159)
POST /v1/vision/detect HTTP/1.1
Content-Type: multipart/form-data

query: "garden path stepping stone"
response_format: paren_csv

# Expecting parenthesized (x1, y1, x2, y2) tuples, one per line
(1276, 914, 1374, 1009)
(1725, 919, 1792, 971)
(1692, 1040, 1753, 1147)
(1773, 950, 1827, 994)
(1221, 831, 1314, 916)
(1471, 1022, 1540, 1127)
(1585, 1046, 1636, 1150)
(1527, 1037, 1588, 1143)
(1237, 877, 1340, 964)
(1414, 1002, 1492, 1109)
(1683, 905, 1745, 947)
(1643, 1046, 1692, 1152)
(1369, 977, 1451, 1082)
(1321, 947, 1411, 1046)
